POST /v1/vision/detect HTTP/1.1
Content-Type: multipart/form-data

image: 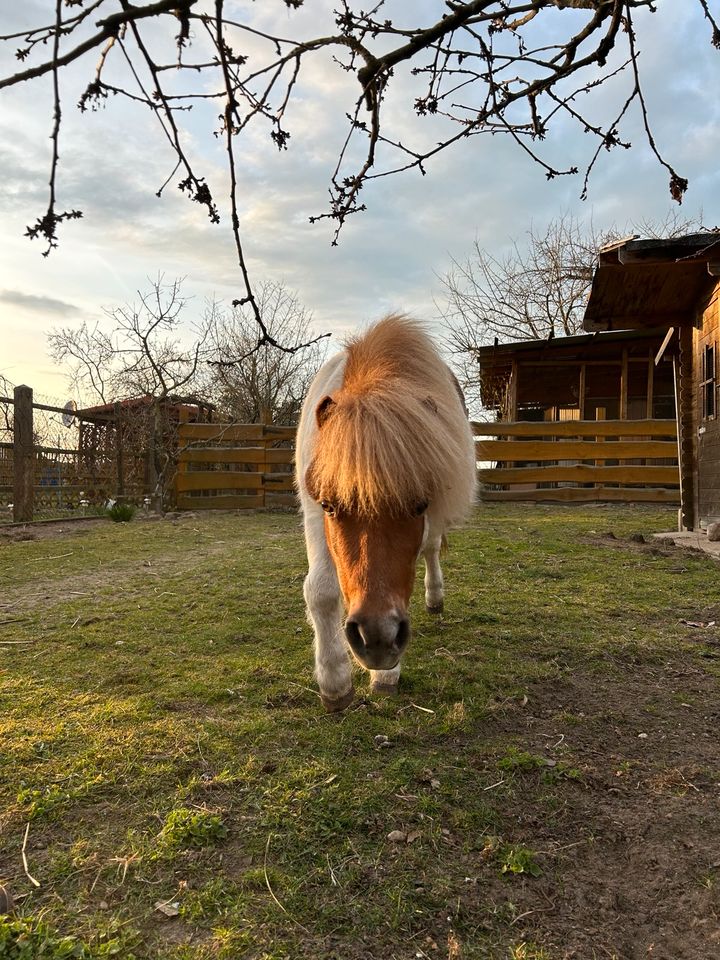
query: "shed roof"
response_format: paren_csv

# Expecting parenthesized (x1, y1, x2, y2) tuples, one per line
(583, 232, 720, 332)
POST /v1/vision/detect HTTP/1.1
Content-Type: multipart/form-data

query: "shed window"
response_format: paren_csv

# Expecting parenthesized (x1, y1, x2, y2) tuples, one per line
(702, 344, 716, 420)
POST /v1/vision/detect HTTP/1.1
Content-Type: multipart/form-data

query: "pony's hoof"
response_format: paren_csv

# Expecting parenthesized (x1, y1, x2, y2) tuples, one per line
(321, 686, 354, 713)
(370, 681, 399, 696)
(426, 600, 444, 614)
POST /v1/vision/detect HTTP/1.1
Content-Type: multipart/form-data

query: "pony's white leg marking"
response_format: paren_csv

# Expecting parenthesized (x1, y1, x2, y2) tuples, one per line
(370, 665, 401, 694)
(303, 508, 353, 711)
(424, 533, 444, 613)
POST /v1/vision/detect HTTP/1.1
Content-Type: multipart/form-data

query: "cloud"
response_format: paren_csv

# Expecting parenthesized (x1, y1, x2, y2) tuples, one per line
(0, 289, 79, 317)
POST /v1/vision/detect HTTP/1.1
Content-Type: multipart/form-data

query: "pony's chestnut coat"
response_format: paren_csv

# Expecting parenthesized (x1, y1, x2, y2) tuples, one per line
(297, 315, 476, 710)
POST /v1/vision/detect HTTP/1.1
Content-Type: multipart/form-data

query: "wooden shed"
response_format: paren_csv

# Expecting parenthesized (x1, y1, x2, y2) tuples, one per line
(583, 232, 720, 530)
(476, 329, 679, 503)
(478, 328, 675, 423)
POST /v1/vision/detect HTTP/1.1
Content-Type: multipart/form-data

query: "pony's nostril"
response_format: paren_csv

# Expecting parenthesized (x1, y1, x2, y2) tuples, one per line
(396, 618, 410, 649)
(345, 618, 365, 654)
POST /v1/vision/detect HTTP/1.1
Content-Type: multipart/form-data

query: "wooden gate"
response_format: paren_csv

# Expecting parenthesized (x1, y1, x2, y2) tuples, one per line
(176, 423, 296, 511)
(475, 419, 679, 503)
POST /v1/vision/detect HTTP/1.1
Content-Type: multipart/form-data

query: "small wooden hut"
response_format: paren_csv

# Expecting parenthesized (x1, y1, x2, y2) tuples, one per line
(583, 232, 720, 530)
(75, 396, 213, 502)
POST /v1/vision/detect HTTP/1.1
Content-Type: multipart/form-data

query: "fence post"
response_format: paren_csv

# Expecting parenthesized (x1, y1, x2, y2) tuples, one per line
(13, 385, 34, 522)
(114, 401, 124, 499)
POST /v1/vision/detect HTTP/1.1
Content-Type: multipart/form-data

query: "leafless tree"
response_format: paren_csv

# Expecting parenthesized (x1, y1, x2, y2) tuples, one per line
(439, 212, 713, 408)
(48, 275, 212, 506)
(2, 2, 718, 354)
(0, 375, 14, 438)
(201, 281, 327, 425)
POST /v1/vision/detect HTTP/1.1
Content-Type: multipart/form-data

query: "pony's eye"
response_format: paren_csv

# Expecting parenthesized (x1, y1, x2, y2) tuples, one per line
(320, 500, 336, 516)
(413, 501, 429, 517)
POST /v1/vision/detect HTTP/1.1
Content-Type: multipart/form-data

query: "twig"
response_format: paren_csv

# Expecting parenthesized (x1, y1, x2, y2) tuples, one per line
(410, 702, 436, 714)
(482, 777, 505, 791)
(22, 823, 41, 888)
(25, 552, 73, 563)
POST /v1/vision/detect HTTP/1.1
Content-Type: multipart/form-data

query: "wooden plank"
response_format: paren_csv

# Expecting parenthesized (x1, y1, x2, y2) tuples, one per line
(262, 473, 295, 489)
(265, 448, 294, 465)
(179, 446, 294, 465)
(181, 446, 267, 464)
(655, 327, 676, 366)
(179, 423, 296, 442)
(13, 385, 33, 522)
(478, 464, 679, 485)
(179, 423, 265, 442)
(509, 359, 518, 420)
(480, 486, 681, 504)
(263, 425, 296, 440)
(177, 494, 265, 511)
(476, 439, 678, 462)
(177, 472, 263, 492)
(472, 419, 677, 438)
(675, 325, 696, 531)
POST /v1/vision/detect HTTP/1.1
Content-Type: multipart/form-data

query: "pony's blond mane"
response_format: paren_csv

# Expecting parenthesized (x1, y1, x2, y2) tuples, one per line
(309, 315, 475, 520)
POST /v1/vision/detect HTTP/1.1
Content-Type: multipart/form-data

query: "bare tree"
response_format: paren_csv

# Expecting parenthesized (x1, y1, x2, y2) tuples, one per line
(202, 281, 327, 425)
(2, 2, 718, 354)
(0, 375, 14, 438)
(48, 276, 212, 507)
(439, 212, 713, 408)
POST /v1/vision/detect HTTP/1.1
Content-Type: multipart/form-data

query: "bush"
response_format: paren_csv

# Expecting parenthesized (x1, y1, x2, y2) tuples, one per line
(106, 502, 135, 523)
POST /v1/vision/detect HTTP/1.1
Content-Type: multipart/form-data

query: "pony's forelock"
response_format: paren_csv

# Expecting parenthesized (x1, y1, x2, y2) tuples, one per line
(309, 315, 474, 521)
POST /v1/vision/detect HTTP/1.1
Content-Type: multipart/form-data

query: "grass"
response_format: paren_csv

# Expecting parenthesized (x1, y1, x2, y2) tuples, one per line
(0, 504, 718, 959)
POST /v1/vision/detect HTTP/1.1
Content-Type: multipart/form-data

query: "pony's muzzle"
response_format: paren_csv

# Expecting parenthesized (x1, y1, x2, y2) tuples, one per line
(344, 614, 410, 670)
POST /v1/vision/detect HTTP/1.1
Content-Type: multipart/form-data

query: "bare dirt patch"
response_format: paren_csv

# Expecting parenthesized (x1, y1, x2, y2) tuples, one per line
(457, 658, 720, 959)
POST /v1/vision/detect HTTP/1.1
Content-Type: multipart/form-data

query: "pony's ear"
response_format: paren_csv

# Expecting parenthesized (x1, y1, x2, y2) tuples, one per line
(316, 395, 336, 428)
(423, 396, 439, 415)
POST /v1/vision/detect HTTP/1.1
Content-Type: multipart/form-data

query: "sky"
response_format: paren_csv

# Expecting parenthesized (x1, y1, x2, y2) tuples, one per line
(1, 0, 719, 404)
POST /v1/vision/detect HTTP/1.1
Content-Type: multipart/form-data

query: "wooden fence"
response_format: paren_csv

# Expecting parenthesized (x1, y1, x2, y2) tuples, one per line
(474, 419, 680, 503)
(176, 422, 296, 511)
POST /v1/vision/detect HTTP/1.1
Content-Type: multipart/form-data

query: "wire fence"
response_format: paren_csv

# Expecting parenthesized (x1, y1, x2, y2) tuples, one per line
(1, 385, 212, 524)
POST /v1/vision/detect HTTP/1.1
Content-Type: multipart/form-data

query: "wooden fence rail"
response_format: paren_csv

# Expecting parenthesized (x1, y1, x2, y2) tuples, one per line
(176, 422, 297, 511)
(472, 418, 680, 504)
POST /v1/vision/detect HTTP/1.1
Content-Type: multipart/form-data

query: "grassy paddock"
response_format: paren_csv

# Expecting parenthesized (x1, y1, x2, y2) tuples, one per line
(1, 504, 719, 959)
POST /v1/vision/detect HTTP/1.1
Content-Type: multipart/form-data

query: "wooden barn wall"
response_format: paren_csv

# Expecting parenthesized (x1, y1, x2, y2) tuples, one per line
(696, 279, 720, 525)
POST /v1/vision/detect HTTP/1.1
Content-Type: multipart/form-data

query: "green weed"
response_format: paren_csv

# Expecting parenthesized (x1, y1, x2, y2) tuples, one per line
(156, 807, 228, 852)
(0, 915, 129, 959)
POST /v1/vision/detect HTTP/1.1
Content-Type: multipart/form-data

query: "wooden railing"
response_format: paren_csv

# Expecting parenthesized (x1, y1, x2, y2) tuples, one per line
(473, 419, 680, 504)
(176, 422, 296, 511)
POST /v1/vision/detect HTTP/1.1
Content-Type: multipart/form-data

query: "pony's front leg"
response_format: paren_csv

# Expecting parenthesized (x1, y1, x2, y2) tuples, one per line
(424, 534, 444, 613)
(370, 665, 401, 695)
(303, 512, 354, 712)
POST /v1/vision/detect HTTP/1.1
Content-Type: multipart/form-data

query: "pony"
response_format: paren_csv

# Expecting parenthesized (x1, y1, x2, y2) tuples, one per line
(296, 315, 477, 712)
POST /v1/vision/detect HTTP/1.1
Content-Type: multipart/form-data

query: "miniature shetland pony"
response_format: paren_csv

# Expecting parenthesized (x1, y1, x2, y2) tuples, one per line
(296, 315, 476, 711)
